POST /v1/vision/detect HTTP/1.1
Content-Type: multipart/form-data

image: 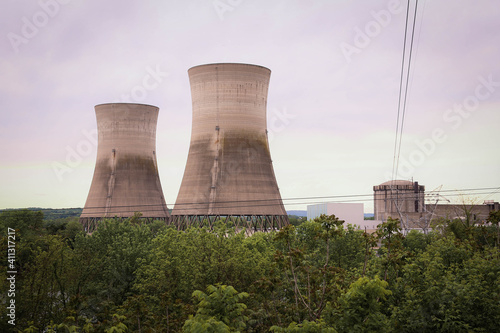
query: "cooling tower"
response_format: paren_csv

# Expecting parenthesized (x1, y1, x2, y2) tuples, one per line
(171, 63, 288, 231)
(80, 103, 169, 231)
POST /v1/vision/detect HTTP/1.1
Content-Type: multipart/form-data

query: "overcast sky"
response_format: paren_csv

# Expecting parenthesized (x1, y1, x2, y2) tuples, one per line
(1, 0, 499, 213)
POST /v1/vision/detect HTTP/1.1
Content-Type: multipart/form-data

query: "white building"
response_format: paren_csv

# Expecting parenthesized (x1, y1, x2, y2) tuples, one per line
(307, 202, 379, 231)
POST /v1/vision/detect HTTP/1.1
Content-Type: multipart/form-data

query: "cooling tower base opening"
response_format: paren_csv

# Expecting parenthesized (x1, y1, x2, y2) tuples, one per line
(170, 214, 289, 234)
(79, 216, 169, 233)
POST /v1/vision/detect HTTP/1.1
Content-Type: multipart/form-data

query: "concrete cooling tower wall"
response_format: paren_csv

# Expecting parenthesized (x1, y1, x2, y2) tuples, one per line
(80, 103, 169, 231)
(171, 63, 288, 231)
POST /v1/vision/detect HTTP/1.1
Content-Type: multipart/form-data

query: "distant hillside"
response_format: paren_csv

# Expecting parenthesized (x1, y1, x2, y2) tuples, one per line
(287, 210, 307, 217)
(3, 208, 307, 220)
(0, 207, 83, 220)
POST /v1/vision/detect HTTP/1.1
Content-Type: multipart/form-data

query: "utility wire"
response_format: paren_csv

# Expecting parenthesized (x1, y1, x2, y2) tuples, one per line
(395, 0, 419, 179)
(391, 0, 411, 182)
(2, 187, 498, 216)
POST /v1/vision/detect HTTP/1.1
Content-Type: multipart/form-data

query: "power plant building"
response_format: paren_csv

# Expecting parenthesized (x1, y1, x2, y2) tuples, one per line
(374, 180, 425, 222)
(80, 103, 169, 231)
(171, 63, 288, 230)
(431, 200, 500, 224)
(373, 179, 498, 232)
(373, 180, 426, 231)
(306, 202, 377, 230)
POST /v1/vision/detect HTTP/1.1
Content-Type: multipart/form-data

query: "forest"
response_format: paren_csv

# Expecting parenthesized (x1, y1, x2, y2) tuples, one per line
(0, 209, 499, 332)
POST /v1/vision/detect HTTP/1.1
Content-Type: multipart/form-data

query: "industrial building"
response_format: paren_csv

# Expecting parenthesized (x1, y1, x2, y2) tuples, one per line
(373, 179, 498, 232)
(171, 63, 288, 230)
(373, 179, 425, 229)
(307, 202, 364, 225)
(77, 67, 498, 235)
(79, 103, 169, 231)
(431, 200, 500, 224)
(307, 202, 378, 232)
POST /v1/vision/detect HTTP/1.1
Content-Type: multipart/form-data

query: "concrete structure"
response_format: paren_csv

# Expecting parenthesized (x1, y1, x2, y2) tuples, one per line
(307, 202, 379, 231)
(431, 200, 500, 224)
(307, 203, 364, 225)
(374, 180, 425, 221)
(307, 202, 381, 233)
(374, 180, 426, 231)
(171, 63, 287, 230)
(80, 103, 169, 231)
(373, 180, 499, 232)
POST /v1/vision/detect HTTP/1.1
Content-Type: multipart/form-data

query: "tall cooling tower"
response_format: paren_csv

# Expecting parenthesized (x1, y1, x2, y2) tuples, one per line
(171, 63, 288, 230)
(80, 103, 169, 231)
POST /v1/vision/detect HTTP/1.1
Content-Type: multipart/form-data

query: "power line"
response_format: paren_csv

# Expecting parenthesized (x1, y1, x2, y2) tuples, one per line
(392, 0, 420, 181)
(1, 186, 498, 217)
(395, 0, 419, 179)
(392, 0, 411, 182)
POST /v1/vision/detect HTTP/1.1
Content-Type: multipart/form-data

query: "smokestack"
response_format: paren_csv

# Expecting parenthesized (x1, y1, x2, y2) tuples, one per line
(171, 63, 288, 230)
(80, 103, 169, 231)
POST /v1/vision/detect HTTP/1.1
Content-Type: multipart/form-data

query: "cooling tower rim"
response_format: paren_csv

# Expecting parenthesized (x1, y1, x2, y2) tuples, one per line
(188, 62, 271, 73)
(95, 102, 159, 110)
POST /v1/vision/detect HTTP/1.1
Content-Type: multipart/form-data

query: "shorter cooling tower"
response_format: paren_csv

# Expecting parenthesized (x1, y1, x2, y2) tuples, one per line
(171, 63, 288, 231)
(80, 103, 169, 231)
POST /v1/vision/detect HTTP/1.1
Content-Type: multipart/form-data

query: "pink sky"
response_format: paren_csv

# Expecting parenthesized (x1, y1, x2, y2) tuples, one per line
(1, 0, 499, 212)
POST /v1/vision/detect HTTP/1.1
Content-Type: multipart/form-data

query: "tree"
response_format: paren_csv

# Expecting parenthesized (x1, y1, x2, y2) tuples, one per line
(133, 223, 274, 331)
(104, 314, 128, 333)
(183, 284, 248, 333)
(375, 217, 407, 282)
(17, 235, 75, 328)
(270, 320, 336, 332)
(331, 276, 392, 333)
(402, 229, 435, 254)
(487, 210, 500, 246)
(70, 218, 155, 322)
(0, 209, 44, 240)
(273, 215, 357, 322)
(5, 205, 498, 332)
(288, 215, 307, 226)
